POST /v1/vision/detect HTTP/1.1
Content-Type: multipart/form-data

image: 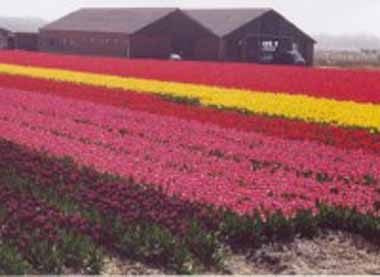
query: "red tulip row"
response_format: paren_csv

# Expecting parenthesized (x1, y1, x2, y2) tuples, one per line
(0, 178, 105, 273)
(1, 115, 380, 249)
(0, 74, 378, 157)
(2, 88, 379, 188)
(1, 106, 380, 271)
(0, 50, 380, 103)
(1, 137, 219, 230)
(1, 88, 379, 218)
(3, 134, 380, 273)
(0, 139, 223, 272)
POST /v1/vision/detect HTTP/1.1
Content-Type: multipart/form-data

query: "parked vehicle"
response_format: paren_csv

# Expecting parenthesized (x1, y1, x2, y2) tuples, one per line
(169, 53, 182, 61)
(272, 48, 306, 66)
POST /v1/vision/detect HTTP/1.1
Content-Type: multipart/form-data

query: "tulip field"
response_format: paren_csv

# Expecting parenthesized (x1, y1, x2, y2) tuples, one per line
(0, 50, 380, 273)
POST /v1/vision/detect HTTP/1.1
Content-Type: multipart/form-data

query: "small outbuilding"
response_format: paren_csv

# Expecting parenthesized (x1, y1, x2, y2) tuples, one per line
(0, 17, 46, 51)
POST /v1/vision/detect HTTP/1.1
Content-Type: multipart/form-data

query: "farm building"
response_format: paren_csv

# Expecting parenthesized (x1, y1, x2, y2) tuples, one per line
(0, 17, 46, 51)
(39, 7, 316, 65)
(39, 8, 212, 59)
(184, 9, 316, 65)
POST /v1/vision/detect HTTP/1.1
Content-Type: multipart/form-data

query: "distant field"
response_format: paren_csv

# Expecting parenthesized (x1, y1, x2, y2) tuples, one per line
(315, 50, 380, 69)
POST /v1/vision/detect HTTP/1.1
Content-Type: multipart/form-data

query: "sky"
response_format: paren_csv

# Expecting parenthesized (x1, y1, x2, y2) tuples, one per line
(2, 0, 380, 36)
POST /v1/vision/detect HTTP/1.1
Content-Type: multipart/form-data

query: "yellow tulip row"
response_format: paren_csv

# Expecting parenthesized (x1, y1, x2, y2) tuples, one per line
(0, 63, 379, 131)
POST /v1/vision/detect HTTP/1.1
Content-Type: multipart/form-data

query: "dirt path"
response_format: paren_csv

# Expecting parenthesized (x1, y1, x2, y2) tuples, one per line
(223, 231, 380, 274)
(100, 231, 380, 275)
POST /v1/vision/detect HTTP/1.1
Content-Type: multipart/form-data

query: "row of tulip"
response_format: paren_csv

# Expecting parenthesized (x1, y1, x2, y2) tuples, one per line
(0, 63, 380, 132)
(3, 88, 380, 186)
(0, 151, 223, 274)
(0, 177, 105, 274)
(0, 136, 221, 232)
(0, 74, 379, 156)
(1, 50, 380, 103)
(2, 135, 380, 273)
(1, 88, 379, 217)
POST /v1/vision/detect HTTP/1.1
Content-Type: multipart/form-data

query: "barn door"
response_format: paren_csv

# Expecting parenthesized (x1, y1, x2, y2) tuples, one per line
(172, 36, 195, 59)
(244, 37, 260, 62)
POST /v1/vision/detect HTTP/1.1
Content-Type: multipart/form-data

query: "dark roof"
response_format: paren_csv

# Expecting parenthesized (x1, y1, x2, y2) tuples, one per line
(184, 9, 315, 42)
(184, 8, 271, 37)
(0, 17, 46, 33)
(41, 7, 315, 42)
(41, 8, 178, 34)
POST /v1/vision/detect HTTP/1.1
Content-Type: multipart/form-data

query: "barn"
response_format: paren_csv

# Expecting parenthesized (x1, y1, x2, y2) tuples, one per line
(184, 9, 316, 65)
(0, 17, 46, 51)
(39, 8, 214, 60)
(39, 7, 316, 65)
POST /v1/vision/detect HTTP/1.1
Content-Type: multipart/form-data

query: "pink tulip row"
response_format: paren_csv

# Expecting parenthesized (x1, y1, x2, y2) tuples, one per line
(1, 117, 377, 217)
(1, 88, 379, 186)
(0, 88, 379, 217)
(1, 92, 378, 194)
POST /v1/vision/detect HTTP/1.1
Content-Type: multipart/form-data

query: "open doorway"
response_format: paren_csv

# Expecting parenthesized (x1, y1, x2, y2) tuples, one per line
(241, 34, 305, 65)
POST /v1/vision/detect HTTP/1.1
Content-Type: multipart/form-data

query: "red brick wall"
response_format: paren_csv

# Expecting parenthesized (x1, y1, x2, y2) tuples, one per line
(39, 30, 130, 57)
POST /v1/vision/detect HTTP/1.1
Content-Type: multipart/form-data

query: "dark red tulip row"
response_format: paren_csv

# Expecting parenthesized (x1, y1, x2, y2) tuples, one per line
(0, 139, 224, 271)
(0, 73, 378, 157)
(1, 50, 380, 103)
(0, 139, 221, 236)
(2, 137, 380, 242)
(1, 137, 380, 270)
(0, 180, 105, 273)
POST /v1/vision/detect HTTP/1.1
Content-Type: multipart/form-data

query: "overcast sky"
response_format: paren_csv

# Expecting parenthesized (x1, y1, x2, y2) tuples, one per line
(2, 0, 380, 36)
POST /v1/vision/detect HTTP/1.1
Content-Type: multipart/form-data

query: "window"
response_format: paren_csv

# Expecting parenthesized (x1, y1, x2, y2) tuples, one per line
(261, 40, 278, 52)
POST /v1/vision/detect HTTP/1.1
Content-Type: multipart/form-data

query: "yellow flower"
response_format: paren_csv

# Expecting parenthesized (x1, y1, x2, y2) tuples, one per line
(0, 63, 379, 132)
